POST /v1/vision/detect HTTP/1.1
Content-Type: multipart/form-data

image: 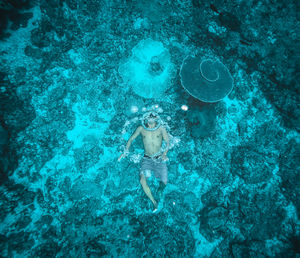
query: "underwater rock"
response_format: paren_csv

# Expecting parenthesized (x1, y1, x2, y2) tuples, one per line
(39, 48, 64, 73)
(0, 190, 16, 221)
(118, 38, 175, 99)
(9, 11, 33, 30)
(260, 77, 300, 131)
(278, 138, 300, 217)
(164, 191, 194, 224)
(182, 191, 200, 213)
(38, 16, 53, 32)
(47, 101, 74, 128)
(200, 185, 287, 254)
(22, 189, 36, 205)
(177, 151, 193, 164)
(77, 0, 102, 18)
(201, 186, 224, 207)
(73, 144, 103, 173)
(32, 241, 61, 257)
(130, 0, 172, 25)
(40, 0, 64, 23)
(135, 210, 195, 257)
(13, 215, 32, 230)
(231, 241, 267, 257)
(0, 158, 9, 183)
(58, 176, 71, 194)
(230, 145, 273, 184)
(0, 0, 33, 39)
(186, 105, 217, 139)
(41, 224, 59, 240)
(209, 237, 233, 258)
(84, 239, 107, 257)
(227, 187, 286, 241)
(35, 215, 54, 227)
(0, 234, 7, 252)
(218, 12, 241, 32)
(70, 179, 103, 201)
(30, 27, 50, 48)
(46, 176, 57, 192)
(1, 0, 32, 9)
(104, 179, 117, 197)
(8, 231, 34, 254)
(65, 0, 77, 10)
(36, 188, 46, 208)
(200, 165, 233, 186)
(0, 124, 8, 150)
(1, 80, 36, 134)
(14, 66, 27, 82)
(24, 45, 43, 59)
(191, 0, 201, 8)
(198, 205, 230, 242)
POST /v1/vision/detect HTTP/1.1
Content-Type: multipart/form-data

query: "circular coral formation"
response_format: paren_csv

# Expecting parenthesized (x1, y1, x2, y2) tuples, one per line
(118, 38, 175, 99)
(180, 56, 233, 102)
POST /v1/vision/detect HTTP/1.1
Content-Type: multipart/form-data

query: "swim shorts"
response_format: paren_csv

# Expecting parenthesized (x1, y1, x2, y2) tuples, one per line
(140, 154, 168, 182)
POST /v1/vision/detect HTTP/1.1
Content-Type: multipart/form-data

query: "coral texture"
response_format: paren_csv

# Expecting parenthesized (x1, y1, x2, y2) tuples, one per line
(119, 38, 175, 99)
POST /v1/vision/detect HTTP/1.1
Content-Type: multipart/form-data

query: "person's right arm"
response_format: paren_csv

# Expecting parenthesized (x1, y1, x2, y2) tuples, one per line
(125, 126, 142, 151)
(118, 126, 142, 161)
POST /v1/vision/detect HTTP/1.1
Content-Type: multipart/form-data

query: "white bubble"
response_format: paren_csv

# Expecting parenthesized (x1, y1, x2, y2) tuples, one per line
(157, 107, 163, 113)
(173, 202, 176, 205)
(130, 105, 138, 113)
(181, 105, 188, 111)
(131, 117, 139, 123)
(167, 116, 171, 121)
(130, 154, 142, 163)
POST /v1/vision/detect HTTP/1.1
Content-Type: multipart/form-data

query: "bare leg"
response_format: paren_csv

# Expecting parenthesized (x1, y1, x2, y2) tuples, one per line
(140, 174, 157, 210)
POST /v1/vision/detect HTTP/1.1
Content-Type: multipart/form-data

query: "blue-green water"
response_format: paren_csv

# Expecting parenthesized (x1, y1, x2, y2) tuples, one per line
(0, 0, 299, 257)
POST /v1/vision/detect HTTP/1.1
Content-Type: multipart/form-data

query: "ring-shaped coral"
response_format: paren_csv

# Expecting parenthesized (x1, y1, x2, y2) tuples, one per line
(118, 39, 175, 99)
(180, 55, 234, 103)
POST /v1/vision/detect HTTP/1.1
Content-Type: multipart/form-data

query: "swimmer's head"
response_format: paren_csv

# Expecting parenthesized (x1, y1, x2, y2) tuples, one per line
(147, 112, 157, 124)
(143, 111, 159, 126)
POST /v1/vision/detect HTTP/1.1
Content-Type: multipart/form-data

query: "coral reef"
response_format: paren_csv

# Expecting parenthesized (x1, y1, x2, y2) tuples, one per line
(0, 0, 298, 257)
(119, 38, 175, 99)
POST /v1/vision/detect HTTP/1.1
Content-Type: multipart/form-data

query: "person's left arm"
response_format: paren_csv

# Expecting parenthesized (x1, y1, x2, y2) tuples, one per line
(161, 127, 170, 157)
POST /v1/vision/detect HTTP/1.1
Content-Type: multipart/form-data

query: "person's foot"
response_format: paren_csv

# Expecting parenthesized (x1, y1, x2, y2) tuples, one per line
(152, 200, 158, 213)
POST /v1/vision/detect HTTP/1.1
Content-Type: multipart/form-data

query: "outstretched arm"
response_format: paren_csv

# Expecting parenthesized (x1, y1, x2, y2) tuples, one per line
(125, 126, 142, 151)
(118, 126, 142, 162)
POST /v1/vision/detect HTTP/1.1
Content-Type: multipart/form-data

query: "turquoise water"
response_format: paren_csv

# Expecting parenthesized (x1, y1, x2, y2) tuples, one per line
(0, 0, 299, 257)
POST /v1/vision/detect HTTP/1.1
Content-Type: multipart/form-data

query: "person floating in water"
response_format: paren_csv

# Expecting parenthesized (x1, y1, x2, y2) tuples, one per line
(118, 111, 170, 212)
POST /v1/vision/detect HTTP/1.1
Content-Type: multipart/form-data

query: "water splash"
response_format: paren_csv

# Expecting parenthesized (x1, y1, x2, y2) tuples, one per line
(129, 153, 143, 164)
